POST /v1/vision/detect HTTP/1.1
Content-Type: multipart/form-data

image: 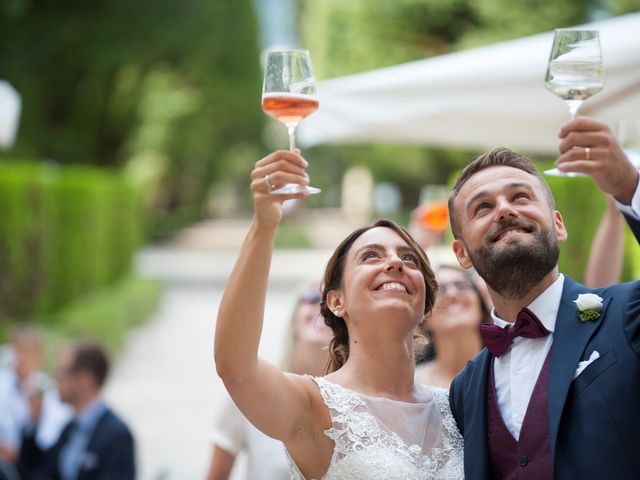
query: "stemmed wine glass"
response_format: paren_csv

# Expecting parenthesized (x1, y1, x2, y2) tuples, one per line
(544, 29, 604, 177)
(262, 49, 321, 194)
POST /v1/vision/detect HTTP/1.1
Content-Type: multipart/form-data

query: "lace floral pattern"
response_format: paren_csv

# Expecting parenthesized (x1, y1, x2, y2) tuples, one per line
(288, 377, 464, 480)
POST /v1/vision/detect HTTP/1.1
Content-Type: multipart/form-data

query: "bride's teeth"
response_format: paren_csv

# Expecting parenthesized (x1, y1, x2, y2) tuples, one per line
(379, 282, 406, 291)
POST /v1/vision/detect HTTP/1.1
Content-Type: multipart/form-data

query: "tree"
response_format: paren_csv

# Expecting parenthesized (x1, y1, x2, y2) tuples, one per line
(0, 0, 264, 235)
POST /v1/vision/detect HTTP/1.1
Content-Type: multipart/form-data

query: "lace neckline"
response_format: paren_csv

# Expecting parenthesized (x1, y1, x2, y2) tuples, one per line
(315, 376, 439, 405)
(286, 375, 464, 480)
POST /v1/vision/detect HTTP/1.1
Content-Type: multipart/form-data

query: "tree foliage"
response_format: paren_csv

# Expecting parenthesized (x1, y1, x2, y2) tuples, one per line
(298, 0, 640, 279)
(298, 0, 601, 199)
(1, 0, 264, 235)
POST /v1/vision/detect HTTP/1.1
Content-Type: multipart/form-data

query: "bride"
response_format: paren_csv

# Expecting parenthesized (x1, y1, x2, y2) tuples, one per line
(214, 150, 463, 479)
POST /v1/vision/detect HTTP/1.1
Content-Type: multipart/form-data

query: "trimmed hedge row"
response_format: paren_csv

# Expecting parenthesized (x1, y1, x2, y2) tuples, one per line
(0, 161, 143, 321)
(546, 166, 640, 283)
(546, 174, 604, 281)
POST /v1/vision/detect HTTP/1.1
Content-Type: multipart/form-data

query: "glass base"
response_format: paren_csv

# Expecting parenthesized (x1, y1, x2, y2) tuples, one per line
(543, 168, 588, 177)
(272, 183, 321, 195)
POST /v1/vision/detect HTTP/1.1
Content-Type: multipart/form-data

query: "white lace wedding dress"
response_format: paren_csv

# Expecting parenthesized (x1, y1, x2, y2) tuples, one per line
(287, 376, 464, 480)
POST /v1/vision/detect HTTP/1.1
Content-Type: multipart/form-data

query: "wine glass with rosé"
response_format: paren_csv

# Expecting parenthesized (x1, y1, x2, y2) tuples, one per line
(262, 49, 321, 194)
(544, 29, 603, 177)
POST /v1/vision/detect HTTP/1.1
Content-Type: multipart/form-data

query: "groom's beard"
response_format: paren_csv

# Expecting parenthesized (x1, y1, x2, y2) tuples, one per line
(466, 219, 560, 300)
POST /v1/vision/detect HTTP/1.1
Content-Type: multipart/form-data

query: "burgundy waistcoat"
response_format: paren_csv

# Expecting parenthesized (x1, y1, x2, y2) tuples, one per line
(486, 350, 553, 480)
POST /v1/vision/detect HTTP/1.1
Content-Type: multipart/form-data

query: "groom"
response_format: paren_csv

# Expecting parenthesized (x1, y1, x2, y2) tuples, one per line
(447, 117, 640, 479)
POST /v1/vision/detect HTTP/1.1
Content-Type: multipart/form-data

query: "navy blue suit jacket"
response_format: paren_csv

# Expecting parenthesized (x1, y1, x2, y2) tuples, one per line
(19, 407, 135, 480)
(449, 272, 640, 479)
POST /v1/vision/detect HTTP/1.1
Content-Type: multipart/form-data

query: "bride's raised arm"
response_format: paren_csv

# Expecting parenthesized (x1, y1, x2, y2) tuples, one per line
(214, 150, 320, 444)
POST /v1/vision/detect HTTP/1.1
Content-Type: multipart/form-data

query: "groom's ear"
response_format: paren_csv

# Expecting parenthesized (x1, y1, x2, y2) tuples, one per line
(452, 239, 473, 269)
(553, 210, 568, 243)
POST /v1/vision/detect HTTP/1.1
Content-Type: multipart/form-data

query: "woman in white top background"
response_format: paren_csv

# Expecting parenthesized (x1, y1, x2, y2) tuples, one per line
(214, 150, 463, 479)
(207, 285, 331, 480)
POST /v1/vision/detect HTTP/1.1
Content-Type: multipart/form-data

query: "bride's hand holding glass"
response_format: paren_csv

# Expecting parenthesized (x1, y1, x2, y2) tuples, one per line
(250, 150, 310, 227)
(262, 49, 320, 195)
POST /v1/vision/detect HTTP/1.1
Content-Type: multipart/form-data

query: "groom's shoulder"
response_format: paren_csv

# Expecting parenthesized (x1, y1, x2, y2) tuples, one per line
(591, 279, 640, 308)
(454, 348, 490, 386)
(562, 274, 640, 309)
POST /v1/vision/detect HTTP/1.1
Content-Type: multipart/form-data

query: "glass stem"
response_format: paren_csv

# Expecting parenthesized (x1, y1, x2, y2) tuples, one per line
(566, 100, 582, 119)
(288, 126, 296, 151)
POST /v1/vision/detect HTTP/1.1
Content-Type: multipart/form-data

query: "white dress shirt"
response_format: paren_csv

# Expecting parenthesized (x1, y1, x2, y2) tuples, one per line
(491, 274, 564, 440)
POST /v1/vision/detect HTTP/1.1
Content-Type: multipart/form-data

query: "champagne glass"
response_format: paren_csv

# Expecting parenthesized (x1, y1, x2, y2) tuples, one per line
(544, 29, 604, 177)
(262, 49, 321, 194)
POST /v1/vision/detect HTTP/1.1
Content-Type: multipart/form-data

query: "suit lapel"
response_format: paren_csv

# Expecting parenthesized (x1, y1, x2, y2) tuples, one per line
(623, 212, 640, 241)
(465, 350, 492, 479)
(548, 276, 610, 463)
(77, 409, 110, 480)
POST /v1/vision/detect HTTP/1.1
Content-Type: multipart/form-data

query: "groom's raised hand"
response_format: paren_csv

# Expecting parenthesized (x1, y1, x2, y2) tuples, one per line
(556, 116, 638, 205)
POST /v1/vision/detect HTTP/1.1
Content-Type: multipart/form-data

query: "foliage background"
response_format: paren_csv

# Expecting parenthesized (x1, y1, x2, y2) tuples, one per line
(1, 0, 639, 336)
(0, 0, 265, 238)
(298, 0, 640, 280)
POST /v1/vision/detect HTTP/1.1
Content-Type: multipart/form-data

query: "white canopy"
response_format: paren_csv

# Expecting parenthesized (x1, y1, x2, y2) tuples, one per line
(298, 13, 640, 154)
(0, 81, 21, 150)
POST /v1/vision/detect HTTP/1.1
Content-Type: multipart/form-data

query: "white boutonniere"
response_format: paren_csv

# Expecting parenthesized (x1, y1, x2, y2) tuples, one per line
(574, 293, 603, 322)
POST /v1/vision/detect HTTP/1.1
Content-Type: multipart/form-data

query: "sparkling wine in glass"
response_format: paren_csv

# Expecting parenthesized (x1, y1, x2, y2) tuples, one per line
(544, 29, 604, 177)
(262, 49, 320, 194)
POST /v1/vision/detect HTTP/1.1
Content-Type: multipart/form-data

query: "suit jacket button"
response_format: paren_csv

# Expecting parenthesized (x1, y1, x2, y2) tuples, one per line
(519, 455, 529, 466)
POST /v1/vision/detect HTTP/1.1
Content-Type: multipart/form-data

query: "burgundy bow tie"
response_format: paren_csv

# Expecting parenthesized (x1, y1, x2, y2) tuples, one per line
(480, 307, 550, 357)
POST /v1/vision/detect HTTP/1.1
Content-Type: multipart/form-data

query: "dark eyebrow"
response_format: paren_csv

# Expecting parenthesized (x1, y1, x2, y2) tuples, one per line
(354, 244, 385, 257)
(467, 182, 534, 209)
(354, 243, 416, 257)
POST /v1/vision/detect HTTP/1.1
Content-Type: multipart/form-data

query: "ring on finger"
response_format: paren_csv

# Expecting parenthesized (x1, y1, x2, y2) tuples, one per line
(264, 173, 276, 191)
(585, 146, 591, 160)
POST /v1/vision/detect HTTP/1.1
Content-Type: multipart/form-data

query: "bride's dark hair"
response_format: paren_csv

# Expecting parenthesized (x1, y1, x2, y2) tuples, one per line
(321, 219, 437, 373)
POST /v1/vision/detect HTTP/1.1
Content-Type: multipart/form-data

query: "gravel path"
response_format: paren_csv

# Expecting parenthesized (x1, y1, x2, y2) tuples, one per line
(104, 245, 332, 480)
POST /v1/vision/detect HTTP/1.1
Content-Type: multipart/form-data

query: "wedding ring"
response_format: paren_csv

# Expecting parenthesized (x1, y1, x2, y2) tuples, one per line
(264, 174, 275, 191)
(585, 147, 591, 160)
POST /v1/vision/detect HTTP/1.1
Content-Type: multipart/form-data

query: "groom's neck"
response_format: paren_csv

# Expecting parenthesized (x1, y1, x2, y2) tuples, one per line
(490, 267, 560, 322)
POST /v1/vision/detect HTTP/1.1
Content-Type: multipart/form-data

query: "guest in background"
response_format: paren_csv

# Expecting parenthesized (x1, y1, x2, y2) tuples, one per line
(18, 340, 135, 480)
(206, 284, 331, 480)
(416, 265, 490, 388)
(0, 327, 72, 470)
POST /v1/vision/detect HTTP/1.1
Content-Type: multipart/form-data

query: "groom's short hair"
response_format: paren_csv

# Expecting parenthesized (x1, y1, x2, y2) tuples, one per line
(448, 147, 555, 238)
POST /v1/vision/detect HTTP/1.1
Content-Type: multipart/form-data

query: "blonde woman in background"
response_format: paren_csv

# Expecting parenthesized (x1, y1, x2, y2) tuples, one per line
(415, 265, 491, 389)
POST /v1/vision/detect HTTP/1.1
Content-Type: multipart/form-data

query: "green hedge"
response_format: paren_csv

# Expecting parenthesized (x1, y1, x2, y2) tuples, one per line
(546, 173, 604, 281)
(1, 275, 163, 367)
(38, 275, 163, 357)
(0, 161, 143, 321)
(545, 165, 640, 283)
